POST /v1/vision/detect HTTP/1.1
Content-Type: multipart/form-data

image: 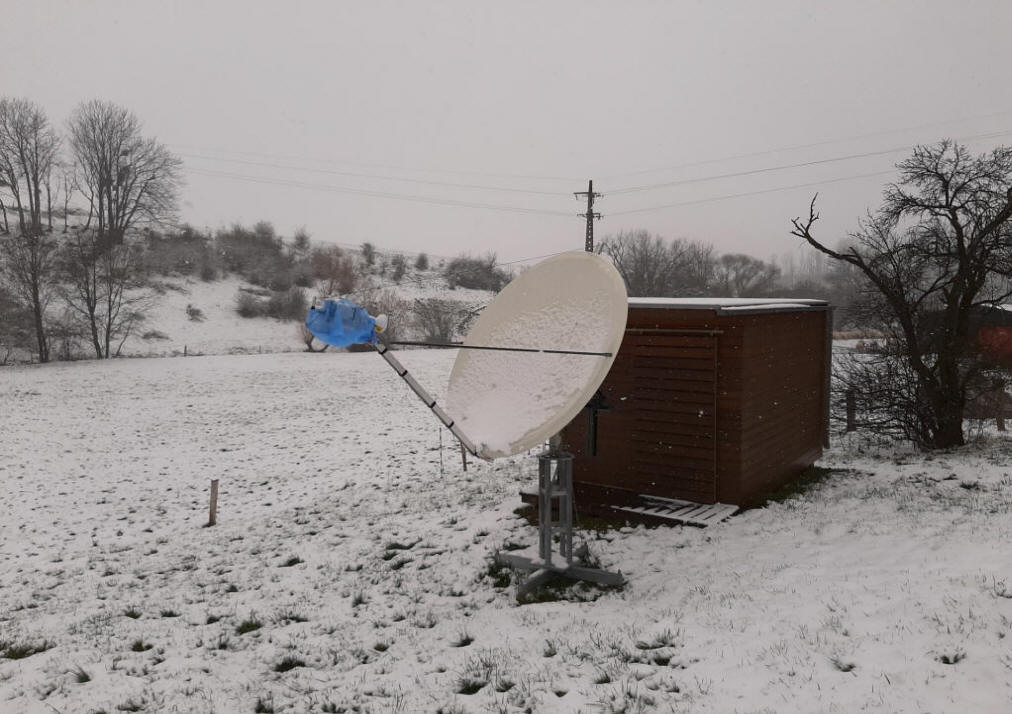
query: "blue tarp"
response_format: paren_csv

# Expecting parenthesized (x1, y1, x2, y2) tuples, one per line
(305, 298, 378, 347)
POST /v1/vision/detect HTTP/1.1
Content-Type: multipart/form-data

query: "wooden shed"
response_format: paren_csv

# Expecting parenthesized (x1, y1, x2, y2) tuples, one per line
(556, 297, 832, 520)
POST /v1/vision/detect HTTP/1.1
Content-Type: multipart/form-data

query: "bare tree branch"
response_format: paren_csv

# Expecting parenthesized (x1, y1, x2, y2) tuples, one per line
(792, 141, 1012, 448)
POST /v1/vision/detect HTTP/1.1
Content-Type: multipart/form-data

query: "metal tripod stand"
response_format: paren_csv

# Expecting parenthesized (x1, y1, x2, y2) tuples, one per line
(497, 437, 624, 597)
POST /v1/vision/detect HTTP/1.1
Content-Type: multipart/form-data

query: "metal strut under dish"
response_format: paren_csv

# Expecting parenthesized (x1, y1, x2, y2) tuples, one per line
(373, 341, 481, 457)
(386, 340, 612, 357)
(373, 340, 613, 459)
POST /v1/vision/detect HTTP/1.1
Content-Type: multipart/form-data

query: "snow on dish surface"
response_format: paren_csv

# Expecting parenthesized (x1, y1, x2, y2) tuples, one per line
(2, 350, 1012, 713)
(445, 252, 627, 458)
(628, 296, 827, 310)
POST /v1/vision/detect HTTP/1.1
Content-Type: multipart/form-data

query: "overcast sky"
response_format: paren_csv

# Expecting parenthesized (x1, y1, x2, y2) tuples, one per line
(6, 1, 1012, 265)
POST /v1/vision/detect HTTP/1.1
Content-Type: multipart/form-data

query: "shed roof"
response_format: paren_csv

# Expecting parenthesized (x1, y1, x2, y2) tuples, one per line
(628, 297, 829, 315)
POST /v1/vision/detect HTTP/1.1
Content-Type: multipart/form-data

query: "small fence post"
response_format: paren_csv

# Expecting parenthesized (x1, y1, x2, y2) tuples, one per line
(207, 479, 219, 526)
(460, 442, 468, 472)
(845, 389, 856, 433)
(438, 429, 444, 477)
(995, 378, 1007, 432)
(184, 345, 187, 357)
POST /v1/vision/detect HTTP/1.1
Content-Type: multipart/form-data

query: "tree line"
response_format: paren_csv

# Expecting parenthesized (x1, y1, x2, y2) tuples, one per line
(596, 230, 859, 319)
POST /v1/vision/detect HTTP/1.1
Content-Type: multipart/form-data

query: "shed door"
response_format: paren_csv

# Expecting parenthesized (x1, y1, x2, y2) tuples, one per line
(619, 332, 718, 503)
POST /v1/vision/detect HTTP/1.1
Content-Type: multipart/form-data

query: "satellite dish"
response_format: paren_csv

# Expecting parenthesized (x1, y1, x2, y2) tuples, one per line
(445, 252, 627, 459)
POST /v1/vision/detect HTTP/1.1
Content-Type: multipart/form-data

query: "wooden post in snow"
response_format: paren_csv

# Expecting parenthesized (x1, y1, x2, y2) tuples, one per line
(208, 479, 219, 526)
(845, 389, 856, 433)
(996, 380, 1007, 432)
(460, 442, 468, 472)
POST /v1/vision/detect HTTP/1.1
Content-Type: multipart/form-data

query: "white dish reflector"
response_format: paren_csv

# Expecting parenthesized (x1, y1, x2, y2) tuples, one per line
(445, 252, 628, 459)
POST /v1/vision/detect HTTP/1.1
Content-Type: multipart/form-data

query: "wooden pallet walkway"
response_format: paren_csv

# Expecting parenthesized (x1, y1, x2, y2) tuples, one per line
(520, 487, 738, 528)
(611, 495, 738, 527)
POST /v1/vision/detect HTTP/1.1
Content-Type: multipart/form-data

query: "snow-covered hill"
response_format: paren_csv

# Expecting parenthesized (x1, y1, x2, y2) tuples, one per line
(120, 268, 493, 358)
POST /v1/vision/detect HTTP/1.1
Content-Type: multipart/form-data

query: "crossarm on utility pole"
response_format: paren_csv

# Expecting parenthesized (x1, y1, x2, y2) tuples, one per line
(374, 342, 481, 457)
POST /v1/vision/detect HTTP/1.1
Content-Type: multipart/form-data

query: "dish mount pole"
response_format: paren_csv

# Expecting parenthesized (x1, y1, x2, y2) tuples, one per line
(538, 435, 573, 567)
(498, 434, 624, 598)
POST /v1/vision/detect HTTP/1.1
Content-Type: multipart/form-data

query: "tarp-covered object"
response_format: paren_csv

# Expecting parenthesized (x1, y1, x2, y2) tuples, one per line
(305, 298, 378, 347)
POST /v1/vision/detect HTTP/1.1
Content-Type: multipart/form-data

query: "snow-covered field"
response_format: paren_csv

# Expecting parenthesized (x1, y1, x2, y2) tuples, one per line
(3, 350, 1012, 713)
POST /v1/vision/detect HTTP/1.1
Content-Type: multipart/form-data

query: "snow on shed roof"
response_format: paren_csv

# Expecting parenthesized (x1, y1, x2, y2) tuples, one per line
(628, 297, 828, 314)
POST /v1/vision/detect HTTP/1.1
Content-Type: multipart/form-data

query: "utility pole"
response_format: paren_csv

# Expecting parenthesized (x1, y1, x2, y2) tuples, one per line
(575, 179, 602, 252)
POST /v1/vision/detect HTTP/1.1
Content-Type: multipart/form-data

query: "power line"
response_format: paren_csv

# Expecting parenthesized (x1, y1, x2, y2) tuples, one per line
(608, 168, 897, 217)
(180, 152, 568, 197)
(185, 167, 575, 217)
(607, 128, 1012, 196)
(601, 110, 1012, 181)
(170, 142, 580, 183)
(496, 250, 574, 266)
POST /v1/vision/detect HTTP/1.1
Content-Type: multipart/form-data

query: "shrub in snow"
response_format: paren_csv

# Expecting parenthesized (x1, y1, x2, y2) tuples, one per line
(185, 304, 205, 322)
(443, 253, 509, 292)
(235, 291, 265, 318)
(390, 253, 407, 283)
(412, 298, 463, 343)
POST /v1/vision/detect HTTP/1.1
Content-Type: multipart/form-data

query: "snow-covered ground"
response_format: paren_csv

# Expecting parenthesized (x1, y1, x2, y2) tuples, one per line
(3, 350, 1012, 713)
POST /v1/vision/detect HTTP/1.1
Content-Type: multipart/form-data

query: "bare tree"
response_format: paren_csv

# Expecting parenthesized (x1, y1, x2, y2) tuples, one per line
(412, 298, 466, 342)
(57, 161, 76, 233)
(792, 140, 1012, 448)
(311, 244, 358, 295)
(0, 179, 9, 233)
(297, 323, 329, 352)
(598, 231, 721, 297)
(682, 240, 717, 296)
(0, 281, 32, 362)
(390, 253, 407, 283)
(350, 279, 408, 348)
(60, 101, 179, 358)
(712, 253, 781, 297)
(597, 230, 682, 296)
(360, 241, 376, 267)
(0, 99, 61, 362)
(0, 231, 58, 362)
(68, 100, 182, 246)
(59, 231, 151, 358)
(0, 98, 60, 235)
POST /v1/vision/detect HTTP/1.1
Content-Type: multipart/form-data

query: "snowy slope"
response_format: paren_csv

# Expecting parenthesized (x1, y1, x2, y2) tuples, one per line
(2, 351, 1012, 713)
(119, 270, 491, 358)
(122, 276, 303, 357)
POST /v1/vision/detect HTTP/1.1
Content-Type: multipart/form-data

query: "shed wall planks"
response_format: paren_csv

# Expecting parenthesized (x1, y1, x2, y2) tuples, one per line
(561, 302, 830, 508)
